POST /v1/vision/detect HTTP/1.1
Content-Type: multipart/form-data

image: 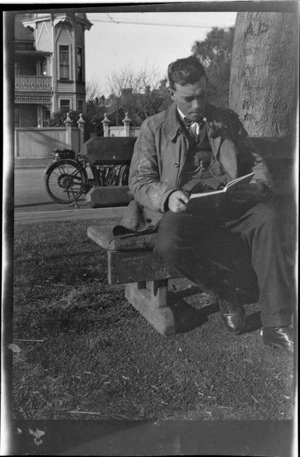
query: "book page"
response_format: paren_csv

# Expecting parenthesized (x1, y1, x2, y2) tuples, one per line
(187, 191, 227, 210)
(189, 172, 255, 200)
(187, 172, 255, 210)
(225, 172, 255, 191)
(189, 188, 225, 200)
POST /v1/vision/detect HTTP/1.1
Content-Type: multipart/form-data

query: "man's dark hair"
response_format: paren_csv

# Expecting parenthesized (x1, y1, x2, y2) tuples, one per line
(168, 56, 207, 90)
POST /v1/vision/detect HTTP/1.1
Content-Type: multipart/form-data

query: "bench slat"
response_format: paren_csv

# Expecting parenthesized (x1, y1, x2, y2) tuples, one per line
(108, 250, 181, 284)
(87, 225, 157, 251)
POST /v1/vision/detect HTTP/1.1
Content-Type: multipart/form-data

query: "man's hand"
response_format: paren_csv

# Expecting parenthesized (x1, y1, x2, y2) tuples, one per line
(168, 190, 190, 213)
(229, 181, 267, 203)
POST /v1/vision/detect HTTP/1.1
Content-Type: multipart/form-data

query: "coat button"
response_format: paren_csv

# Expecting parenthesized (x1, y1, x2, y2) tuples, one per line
(174, 162, 179, 168)
(145, 218, 152, 223)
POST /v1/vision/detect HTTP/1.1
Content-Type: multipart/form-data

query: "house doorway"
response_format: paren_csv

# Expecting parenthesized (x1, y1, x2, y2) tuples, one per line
(15, 104, 38, 127)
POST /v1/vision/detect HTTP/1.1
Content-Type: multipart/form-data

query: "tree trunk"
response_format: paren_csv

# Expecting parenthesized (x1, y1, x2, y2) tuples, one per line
(229, 12, 298, 137)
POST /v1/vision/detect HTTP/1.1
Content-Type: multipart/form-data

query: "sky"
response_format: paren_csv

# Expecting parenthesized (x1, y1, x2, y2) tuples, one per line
(85, 12, 237, 96)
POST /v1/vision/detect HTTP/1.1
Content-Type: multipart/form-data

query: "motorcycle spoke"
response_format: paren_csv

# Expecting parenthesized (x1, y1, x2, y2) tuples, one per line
(45, 161, 87, 203)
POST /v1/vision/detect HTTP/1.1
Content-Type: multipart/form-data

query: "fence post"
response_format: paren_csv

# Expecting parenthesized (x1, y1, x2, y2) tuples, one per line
(102, 113, 110, 137)
(77, 113, 85, 152)
(122, 112, 131, 137)
(64, 112, 72, 148)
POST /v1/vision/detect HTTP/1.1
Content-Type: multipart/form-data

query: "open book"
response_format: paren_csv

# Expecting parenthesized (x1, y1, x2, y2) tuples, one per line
(187, 172, 255, 210)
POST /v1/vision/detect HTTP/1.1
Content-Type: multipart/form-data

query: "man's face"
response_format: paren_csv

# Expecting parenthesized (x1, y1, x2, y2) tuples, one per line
(169, 76, 207, 122)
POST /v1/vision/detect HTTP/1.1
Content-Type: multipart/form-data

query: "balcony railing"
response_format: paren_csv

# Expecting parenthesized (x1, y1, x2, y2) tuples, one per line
(15, 75, 52, 92)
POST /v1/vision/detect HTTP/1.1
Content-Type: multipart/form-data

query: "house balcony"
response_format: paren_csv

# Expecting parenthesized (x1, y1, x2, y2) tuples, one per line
(15, 75, 52, 92)
(15, 75, 53, 105)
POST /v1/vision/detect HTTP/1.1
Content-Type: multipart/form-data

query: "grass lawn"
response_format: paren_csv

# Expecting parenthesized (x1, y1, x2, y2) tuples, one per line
(12, 217, 295, 422)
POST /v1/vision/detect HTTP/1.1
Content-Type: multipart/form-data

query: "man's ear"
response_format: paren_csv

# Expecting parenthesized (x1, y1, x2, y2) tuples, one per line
(168, 88, 175, 100)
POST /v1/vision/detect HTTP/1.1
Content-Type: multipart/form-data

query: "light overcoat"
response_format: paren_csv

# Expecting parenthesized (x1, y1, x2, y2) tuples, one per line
(115, 102, 272, 234)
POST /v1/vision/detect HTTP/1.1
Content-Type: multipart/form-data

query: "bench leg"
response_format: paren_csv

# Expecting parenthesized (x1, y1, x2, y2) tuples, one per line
(125, 279, 176, 336)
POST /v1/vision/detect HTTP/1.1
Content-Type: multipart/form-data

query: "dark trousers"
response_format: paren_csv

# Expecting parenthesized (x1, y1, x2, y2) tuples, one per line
(154, 201, 293, 327)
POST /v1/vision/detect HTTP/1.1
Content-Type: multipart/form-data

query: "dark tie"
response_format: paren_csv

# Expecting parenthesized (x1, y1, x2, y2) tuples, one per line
(184, 118, 205, 143)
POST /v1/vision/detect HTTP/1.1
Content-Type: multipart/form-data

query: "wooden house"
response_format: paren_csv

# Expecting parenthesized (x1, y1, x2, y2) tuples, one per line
(14, 12, 92, 127)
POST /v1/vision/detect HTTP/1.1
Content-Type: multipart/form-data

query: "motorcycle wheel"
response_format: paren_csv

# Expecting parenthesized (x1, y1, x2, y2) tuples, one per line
(45, 159, 88, 204)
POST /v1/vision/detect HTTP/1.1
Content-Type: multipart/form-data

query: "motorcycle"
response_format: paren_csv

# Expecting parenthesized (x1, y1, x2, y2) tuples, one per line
(44, 148, 130, 204)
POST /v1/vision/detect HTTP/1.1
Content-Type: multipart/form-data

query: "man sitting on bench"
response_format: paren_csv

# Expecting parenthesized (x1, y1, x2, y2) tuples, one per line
(116, 56, 294, 356)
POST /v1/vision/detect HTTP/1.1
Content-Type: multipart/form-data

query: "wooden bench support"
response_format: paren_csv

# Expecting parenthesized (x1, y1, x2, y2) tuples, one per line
(125, 280, 176, 336)
(87, 226, 181, 335)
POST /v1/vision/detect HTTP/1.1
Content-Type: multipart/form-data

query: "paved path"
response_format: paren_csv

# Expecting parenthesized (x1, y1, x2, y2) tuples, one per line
(14, 167, 53, 207)
(14, 166, 93, 210)
(12, 166, 127, 223)
(14, 206, 126, 224)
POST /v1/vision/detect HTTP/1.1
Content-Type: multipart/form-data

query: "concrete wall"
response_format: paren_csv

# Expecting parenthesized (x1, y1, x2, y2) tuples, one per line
(71, 128, 80, 154)
(15, 126, 81, 158)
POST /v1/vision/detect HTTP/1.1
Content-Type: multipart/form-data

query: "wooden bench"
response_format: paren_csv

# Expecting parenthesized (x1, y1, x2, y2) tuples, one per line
(87, 226, 182, 336)
(87, 136, 295, 336)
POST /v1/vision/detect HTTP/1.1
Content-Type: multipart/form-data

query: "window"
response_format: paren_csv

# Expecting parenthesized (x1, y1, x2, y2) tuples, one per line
(14, 107, 20, 127)
(77, 99, 84, 112)
(59, 45, 70, 80)
(42, 105, 51, 126)
(41, 58, 48, 76)
(60, 99, 71, 113)
(76, 47, 83, 83)
(15, 62, 20, 75)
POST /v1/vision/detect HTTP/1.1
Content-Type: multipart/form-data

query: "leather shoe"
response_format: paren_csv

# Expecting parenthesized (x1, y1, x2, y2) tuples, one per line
(219, 299, 245, 334)
(263, 327, 294, 356)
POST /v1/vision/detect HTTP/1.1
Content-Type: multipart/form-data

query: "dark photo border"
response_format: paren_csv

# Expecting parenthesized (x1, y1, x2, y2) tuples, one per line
(2, 2, 298, 455)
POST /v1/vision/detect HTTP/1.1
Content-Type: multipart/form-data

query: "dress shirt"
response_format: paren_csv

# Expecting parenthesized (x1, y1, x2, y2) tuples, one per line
(177, 107, 205, 139)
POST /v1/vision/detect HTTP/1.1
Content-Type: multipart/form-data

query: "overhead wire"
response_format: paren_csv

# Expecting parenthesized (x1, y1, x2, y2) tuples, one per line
(89, 14, 233, 29)
(91, 19, 218, 29)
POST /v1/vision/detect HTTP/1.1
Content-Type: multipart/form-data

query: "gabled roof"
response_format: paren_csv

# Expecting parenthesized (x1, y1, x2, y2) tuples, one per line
(15, 16, 35, 42)
(76, 12, 93, 29)
(53, 12, 93, 30)
(20, 12, 93, 31)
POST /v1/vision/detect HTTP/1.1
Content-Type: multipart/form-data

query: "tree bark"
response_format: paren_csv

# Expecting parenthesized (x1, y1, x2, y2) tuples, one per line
(229, 12, 298, 137)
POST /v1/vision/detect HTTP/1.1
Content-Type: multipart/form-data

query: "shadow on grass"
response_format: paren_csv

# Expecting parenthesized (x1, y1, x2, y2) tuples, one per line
(171, 285, 205, 298)
(167, 285, 262, 336)
(240, 311, 262, 335)
(167, 291, 220, 334)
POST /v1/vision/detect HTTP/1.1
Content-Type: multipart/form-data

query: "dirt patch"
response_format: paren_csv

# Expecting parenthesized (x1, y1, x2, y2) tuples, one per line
(12, 218, 295, 422)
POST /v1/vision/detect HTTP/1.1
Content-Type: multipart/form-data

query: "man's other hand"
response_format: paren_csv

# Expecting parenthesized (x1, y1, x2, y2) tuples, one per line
(229, 182, 267, 203)
(168, 190, 190, 212)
